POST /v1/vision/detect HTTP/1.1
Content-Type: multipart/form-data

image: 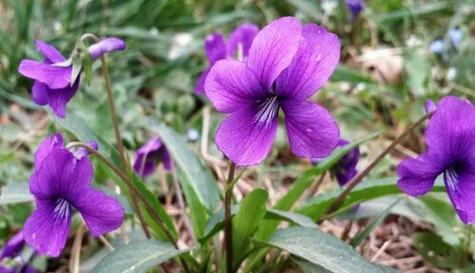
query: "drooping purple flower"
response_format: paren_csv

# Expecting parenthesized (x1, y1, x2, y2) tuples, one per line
(23, 134, 124, 257)
(195, 23, 259, 94)
(205, 17, 340, 166)
(133, 136, 173, 177)
(18, 38, 125, 118)
(397, 96, 475, 224)
(0, 232, 25, 260)
(346, 0, 365, 20)
(0, 265, 38, 273)
(331, 139, 360, 186)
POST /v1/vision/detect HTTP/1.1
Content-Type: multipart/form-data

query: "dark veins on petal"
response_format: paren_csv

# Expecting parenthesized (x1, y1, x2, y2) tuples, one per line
(53, 198, 72, 220)
(255, 95, 279, 125)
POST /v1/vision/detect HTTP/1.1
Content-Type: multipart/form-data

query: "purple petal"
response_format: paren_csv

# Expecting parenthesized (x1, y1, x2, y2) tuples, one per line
(215, 105, 278, 166)
(282, 100, 339, 159)
(275, 24, 340, 101)
(204, 33, 227, 64)
(332, 139, 360, 186)
(205, 60, 265, 113)
(425, 99, 437, 114)
(246, 17, 302, 90)
(88, 37, 126, 60)
(0, 232, 25, 260)
(21, 265, 39, 273)
(23, 200, 72, 257)
(33, 133, 64, 170)
(444, 166, 475, 224)
(161, 147, 173, 170)
(346, 0, 365, 20)
(195, 67, 210, 94)
(396, 154, 441, 196)
(47, 77, 80, 118)
(34, 40, 65, 64)
(73, 188, 124, 237)
(226, 23, 259, 58)
(18, 60, 71, 89)
(425, 96, 475, 166)
(133, 137, 162, 177)
(73, 141, 99, 160)
(30, 149, 93, 200)
(0, 266, 15, 273)
(31, 82, 49, 105)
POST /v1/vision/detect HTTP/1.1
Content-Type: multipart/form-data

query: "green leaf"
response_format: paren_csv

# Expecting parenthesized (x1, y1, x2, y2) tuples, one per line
(260, 227, 400, 273)
(412, 232, 461, 269)
(232, 189, 268, 267)
(293, 258, 333, 273)
(296, 178, 446, 221)
(90, 240, 191, 273)
(255, 131, 382, 241)
(0, 183, 33, 204)
(350, 198, 401, 247)
(150, 122, 220, 213)
(265, 209, 316, 228)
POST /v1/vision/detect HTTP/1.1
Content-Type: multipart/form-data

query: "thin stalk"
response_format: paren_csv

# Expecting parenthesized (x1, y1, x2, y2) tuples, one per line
(323, 111, 433, 216)
(171, 167, 196, 243)
(461, 225, 472, 267)
(225, 162, 236, 273)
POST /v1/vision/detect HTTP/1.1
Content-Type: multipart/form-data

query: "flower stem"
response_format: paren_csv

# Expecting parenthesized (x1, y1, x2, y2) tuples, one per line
(323, 111, 434, 217)
(225, 162, 236, 273)
(461, 225, 472, 267)
(98, 54, 151, 239)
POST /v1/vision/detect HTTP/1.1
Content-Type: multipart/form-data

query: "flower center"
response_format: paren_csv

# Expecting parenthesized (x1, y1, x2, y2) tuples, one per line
(53, 198, 71, 219)
(255, 96, 279, 125)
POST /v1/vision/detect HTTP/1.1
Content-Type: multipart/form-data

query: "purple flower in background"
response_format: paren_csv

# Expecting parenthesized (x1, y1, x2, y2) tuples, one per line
(346, 0, 365, 20)
(0, 232, 25, 260)
(205, 17, 340, 166)
(0, 265, 37, 273)
(18, 38, 125, 118)
(397, 96, 475, 224)
(425, 99, 437, 114)
(23, 134, 124, 257)
(331, 139, 360, 186)
(195, 23, 259, 94)
(133, 136, 173, 177)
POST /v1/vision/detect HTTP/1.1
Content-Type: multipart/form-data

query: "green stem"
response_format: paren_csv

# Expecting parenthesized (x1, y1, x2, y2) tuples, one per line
(323, 111, 434, 217)
(225, 162, 236, 273)
(461, 225, 472, 267)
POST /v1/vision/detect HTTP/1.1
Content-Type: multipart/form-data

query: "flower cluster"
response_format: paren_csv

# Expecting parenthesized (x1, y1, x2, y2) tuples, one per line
(205, 17, 341, 166)
(195, 23, 259, 94)
(397, 96, 475, 224)
(23, 133, 124, 257)
(18, 38, 125, 118)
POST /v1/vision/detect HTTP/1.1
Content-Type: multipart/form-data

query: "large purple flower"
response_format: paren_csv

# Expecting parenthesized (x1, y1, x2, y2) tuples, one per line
(133, 136, 173, 177)
(397, 96, 475, 224)
(195, 23, 259, 94)
(205, 17, 341, 166)
(23, 133, 124, 257)
(331, 139, 360, 186)
(18, 38, 125, 118)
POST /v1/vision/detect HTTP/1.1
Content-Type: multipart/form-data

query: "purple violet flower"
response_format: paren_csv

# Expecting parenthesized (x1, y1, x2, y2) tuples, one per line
(346, 0, 365, 20)
(0, 232, 25, 260)
(205, 17, 341, 166)
(18, 38, 125, 118)
(425, 99, 437, 114)
(195, 23, 259, 94)
(331, 139, 360, 186)
(133, 136, 173, 177)
(23, 133, 124, 257)
(397, 96, 475, 224)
